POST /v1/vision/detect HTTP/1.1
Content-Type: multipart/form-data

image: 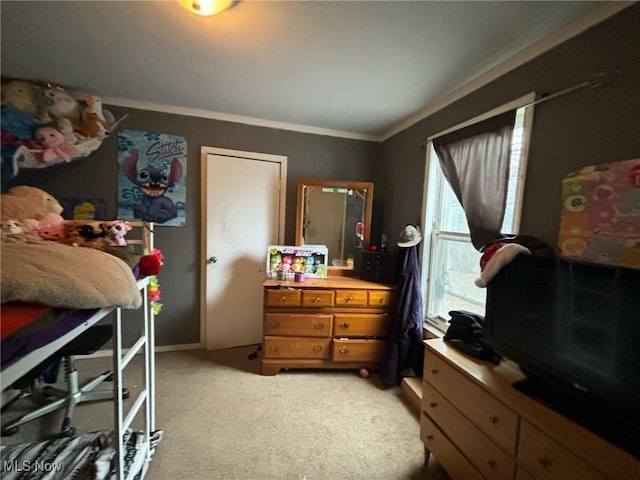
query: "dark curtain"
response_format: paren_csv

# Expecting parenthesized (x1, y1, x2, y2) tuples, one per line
(433, 110, 516, 250)
(380, 245, 424, 387)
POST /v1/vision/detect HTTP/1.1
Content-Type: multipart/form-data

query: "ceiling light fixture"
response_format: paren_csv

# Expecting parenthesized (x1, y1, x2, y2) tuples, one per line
(177, 0, 235, 16)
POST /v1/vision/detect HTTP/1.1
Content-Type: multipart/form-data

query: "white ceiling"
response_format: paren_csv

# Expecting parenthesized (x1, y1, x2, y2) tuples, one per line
(0, 1, 628, 141)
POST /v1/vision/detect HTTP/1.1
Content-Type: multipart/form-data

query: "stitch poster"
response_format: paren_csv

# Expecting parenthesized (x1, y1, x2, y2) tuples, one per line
(117, 129, 187, 226)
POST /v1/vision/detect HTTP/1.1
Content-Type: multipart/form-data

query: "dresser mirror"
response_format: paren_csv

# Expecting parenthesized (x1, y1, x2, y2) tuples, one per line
(295, 179, 373, 271)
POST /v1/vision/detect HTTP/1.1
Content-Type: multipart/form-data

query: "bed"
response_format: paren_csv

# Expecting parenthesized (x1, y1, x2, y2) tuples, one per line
(0, 222, 158, 480)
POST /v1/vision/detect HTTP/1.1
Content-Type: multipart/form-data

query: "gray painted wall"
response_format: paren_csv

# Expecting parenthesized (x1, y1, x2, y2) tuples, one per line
(4, 4, 638, 348)
(7, 113, 379, 347)
(379, 5, 640, 251)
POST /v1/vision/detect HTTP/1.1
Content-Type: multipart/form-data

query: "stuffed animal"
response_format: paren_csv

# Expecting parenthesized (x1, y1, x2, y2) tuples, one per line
(34, 126, 80, 163)
(32, 212, 66, 241)
(60, 221, 104, 250)
(56, 117, 80, 145)
(1, 218, 24, 241)
(0, 186, 64, 221)
(0, 218, 41, 243)
(41, 86, 81, 123)
(1, 80, 42, 115)
(101, 219, 131, 246)
(74, 96, 110, 139)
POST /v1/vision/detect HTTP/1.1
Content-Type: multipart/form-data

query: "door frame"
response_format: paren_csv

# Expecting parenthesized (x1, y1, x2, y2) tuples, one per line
(199, 146, 287, 347)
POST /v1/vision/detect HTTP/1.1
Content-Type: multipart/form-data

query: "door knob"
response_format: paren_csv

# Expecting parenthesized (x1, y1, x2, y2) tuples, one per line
(207, 256, 218, 264)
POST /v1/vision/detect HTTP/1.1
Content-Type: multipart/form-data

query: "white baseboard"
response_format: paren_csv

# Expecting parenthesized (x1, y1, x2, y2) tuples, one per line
(77, 343, 202, 360)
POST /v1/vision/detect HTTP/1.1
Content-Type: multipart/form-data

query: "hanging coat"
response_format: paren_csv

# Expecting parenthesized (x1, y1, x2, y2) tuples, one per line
(380, 245, 424, 387)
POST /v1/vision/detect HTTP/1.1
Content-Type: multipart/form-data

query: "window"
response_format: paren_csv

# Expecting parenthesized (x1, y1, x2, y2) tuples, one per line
(421, 95, 534, 333)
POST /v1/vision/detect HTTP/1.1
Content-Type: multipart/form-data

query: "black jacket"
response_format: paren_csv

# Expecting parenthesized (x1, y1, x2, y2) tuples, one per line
(380, 246, 424, 387)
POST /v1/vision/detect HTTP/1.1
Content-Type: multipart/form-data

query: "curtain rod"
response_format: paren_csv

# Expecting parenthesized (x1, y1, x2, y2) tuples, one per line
(420, 72, 610, 148)
(522, 72, 608, 109)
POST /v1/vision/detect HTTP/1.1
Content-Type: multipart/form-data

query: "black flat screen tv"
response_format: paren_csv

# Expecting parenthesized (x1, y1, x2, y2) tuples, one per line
(484, 254, 640, 458)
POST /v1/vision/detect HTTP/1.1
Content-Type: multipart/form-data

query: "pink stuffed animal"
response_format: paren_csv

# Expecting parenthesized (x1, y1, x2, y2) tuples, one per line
(34, 126, 80, 163)
(101, 220, 132, 246)
(22, 212, 65, 241)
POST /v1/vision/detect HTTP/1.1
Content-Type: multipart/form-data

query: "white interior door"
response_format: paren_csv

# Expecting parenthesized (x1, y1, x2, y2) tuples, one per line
(202, 148, 286, 350)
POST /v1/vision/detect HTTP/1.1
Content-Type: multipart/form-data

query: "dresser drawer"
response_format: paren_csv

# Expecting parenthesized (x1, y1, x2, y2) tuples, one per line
(263, 336, 330, 359)
(263, 313, 332, 337)
(333, 313, 389, 337)
(332, 339, 385, 362)
(335, 290, 368, 306)
(424, 349, 518, 456)
(301, 289, 335, 307)
(519, 420, 607, 480)
(265, 289, 301, 306)
(515, 467, 536, 480)
(420, 413, 485, 480)
(422, 382, 516, 480)
(368, 290, 396, 307)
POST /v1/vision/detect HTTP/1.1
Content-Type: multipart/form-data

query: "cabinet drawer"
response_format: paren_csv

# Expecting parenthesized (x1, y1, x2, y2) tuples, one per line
(333, 313, 389, 337)
(368, 290, 396, 307)
(420, 414, 484, 480)
(515, 467, 536, 480)
(263, 336, 330, 359)
(332, 339, 385, 362)
(335, 290, 368, 306)
(265, 289, 301, 306)
(519, 420, 607, 480)
(263, 313, 332, 337)
(301, 289, 335, 307)
(424, 349, 518, 456)
(422, 382, 516, 480)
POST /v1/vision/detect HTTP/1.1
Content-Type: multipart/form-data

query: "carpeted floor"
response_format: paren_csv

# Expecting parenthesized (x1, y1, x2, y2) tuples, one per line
(1, 345, 449, 479)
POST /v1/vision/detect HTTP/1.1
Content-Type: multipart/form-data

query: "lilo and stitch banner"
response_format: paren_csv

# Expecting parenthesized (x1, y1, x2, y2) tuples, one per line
(117, 129, 187, 226)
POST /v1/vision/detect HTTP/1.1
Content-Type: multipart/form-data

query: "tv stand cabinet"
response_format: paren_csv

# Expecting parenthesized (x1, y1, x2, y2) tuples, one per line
(420, 339, 640, 480)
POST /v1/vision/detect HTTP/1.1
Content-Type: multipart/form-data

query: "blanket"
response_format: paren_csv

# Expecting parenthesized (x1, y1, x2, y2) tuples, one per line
(1, 241, 142, 309)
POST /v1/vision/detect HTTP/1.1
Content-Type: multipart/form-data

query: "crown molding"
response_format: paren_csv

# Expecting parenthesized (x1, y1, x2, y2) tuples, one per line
(97, 96, 379, 143)
(80, 1, 631, 145)
(379, 1, 633, 142)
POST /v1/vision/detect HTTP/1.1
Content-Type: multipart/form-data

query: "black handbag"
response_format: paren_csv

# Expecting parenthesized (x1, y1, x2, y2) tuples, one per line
(444, 310, 500, 364)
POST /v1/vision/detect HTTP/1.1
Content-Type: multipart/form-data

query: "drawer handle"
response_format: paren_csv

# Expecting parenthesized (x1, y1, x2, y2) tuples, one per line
(313, 345, 323, 352)
(314, 297, 321, 303)
(346, 296, 353, 302)
(428, 402, 437, 409)
(380, 297, 387, 304)
(538, 457, 552, 468)
(431, 368, 439, 375)
(270, 346, 280, 352)
(487, 459, 497, 470)
(280, 296, 287, 302)
(488, 415, 499, 424)
(339, 322, 350, 329)
(270, 322, 280, 328)
(314, 323, 324, 330)
(339, 347, 349, 355)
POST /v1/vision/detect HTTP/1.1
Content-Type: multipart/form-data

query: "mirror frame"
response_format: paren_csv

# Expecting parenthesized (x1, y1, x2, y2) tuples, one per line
(295, 179, 374, 272)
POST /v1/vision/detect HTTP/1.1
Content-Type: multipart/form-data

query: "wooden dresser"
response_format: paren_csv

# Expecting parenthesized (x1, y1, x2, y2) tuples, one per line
(260, 276, 396, 376)
(420, 339, 640, 480)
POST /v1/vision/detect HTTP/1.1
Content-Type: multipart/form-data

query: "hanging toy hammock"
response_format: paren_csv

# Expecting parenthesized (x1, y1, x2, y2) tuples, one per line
(1, 78, 127, 178)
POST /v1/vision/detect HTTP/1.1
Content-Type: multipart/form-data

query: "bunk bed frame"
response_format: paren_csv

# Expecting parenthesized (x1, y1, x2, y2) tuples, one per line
(0, 222, 157, 480)
(113, 221, 156, 479)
